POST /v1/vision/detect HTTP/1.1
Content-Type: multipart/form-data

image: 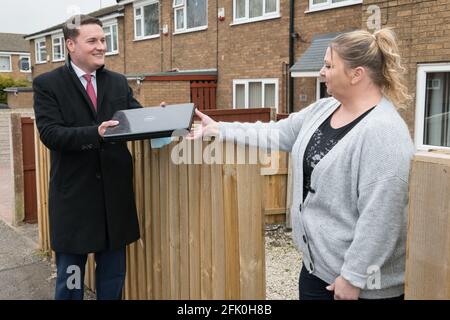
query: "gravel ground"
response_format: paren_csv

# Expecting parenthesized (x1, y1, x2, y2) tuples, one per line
(265, 225, 302, 300)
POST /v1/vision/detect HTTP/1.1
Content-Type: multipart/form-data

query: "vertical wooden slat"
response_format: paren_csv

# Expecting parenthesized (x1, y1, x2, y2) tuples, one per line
(200, 156, 212, 299)
(178, 159, 190, 299)
(223, 148, 240, 299)
(168, 143, 180, 299)
(188, 159, 201, 299)
(210, 87, 216, 110)
(159, 146, 171, 299)
(143, 140, 153, 300)
(192, 87, 198, 108)
(198, 88, 205, 110)
(134, 141, 147, 299)
(151, 148, 162, 299)
(211, 159, 225, 299)
(204, 87, 210, 110)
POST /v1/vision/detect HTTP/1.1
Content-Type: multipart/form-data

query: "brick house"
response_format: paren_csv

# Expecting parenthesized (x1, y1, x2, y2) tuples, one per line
(24, 0, 450, 151)
(0, 33, 31, 81)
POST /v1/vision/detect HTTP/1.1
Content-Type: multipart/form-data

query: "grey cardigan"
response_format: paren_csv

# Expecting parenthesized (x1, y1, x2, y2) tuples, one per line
(219, 97, 414, 299)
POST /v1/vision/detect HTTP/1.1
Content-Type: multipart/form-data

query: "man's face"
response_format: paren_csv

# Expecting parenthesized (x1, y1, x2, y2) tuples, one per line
(67, 24, 106, 73)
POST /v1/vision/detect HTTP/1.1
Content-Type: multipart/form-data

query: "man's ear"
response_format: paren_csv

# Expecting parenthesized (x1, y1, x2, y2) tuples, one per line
(351, 67, 365, 85)
(66, 39, 75, 53)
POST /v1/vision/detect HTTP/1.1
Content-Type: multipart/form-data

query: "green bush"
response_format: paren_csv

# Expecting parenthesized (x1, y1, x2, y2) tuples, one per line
(0, 75, 31, 104)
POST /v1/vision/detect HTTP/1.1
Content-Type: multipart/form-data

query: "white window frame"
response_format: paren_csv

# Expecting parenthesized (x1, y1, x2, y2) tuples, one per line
(307, 0, 362, 13)
(35, 38, 47, 64)
(232, 0, 280, 25)
(19, 55, 31, 73)
(103, 21, 119, 55)
(173, 0, 208, 34)
(0, 54, 12, 72)
(415, 63, 450, 151)
(233, 78, 279, 112)
(51, 34, 65, 62)
(134, 0, 160, 41)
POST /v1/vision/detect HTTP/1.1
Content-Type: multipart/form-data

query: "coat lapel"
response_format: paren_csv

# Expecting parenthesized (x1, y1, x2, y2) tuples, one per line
(96, 68, 107, 114)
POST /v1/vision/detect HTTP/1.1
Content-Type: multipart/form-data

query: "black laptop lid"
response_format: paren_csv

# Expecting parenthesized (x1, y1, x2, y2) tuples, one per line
(103, 103, 195, 142)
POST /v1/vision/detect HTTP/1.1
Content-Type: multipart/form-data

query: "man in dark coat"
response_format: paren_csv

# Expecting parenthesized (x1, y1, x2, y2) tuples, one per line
(33, 14, 141, 300)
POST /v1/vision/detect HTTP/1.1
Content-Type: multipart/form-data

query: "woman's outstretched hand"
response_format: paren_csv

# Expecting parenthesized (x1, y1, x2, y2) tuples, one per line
(187, 109, 219, 140)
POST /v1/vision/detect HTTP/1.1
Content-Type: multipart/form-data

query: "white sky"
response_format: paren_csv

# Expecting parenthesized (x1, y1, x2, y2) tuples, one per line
(0, 0, 118, 34)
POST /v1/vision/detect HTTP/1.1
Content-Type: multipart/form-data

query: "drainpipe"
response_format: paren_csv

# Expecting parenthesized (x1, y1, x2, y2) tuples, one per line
(288, 0, 296, 114)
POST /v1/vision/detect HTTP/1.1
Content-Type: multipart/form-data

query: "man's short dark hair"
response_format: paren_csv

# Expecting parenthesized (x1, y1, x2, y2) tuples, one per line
(63, 14, 103, 41)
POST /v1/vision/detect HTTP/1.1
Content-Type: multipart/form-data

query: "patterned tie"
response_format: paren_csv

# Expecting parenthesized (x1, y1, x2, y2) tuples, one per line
(83, 74, 97, 110)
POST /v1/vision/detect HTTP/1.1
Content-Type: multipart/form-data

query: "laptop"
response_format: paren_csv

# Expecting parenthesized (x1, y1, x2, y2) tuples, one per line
(103, 103, 195, 142)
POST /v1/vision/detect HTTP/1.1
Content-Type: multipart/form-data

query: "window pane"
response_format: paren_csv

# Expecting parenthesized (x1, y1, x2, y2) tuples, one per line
(236, 0, 245, 19)
(20, 57, 30, 71)
(176, 9, 184, 29)
(174, 0, 183, 5)
(313, 0, 327, 4)
(264, 83, 275, 107)
(249, 82, 262, 108)
(136, 8, 141, 16)
(236, 84, 245, 108)
(249, 0, 263, 18)
(187, 0, 207, 29)
(144, 3, 159, 36)
(265, 0, 277, 13)
(423, 72, 450, 147)
(112, 25, 118, 51)
(332, 0, 348, 3)
(40, 43, 47, 62)
(136, 19, 142, 37)
(105, 34, 112, 52)
(0, 56, 10, 71)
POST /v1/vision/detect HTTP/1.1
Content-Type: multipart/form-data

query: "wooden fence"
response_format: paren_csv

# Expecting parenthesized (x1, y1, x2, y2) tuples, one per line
(36, 139, 269, 299)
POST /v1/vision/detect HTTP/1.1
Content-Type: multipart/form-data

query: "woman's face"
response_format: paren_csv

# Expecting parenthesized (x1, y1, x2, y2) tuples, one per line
(319, 47, 352, 98)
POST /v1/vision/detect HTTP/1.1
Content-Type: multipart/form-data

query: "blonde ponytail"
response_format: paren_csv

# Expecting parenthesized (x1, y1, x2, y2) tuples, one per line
(373, 28, 410, 109)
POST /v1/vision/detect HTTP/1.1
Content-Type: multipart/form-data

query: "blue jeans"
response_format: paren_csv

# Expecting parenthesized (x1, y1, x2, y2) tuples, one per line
(55, 248, 126, 300)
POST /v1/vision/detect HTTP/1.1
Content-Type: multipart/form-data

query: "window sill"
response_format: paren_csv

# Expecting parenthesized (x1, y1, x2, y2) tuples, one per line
(133, 34, 160, 42)
(35, 61, 47, 65)
(230, 14, 281, 26)
(173, 25, 208, 35)
(106, 52, 119, 57)
(0, 70, 12, 73)
(52, 59, 65, 63)
(20, 70, 32, 73)
(305, 1, 362, 14)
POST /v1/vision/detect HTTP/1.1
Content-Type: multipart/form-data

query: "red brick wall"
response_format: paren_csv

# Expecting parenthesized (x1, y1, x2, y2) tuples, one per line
(216, 0, 290, 111)
(130, 80, 191, 107)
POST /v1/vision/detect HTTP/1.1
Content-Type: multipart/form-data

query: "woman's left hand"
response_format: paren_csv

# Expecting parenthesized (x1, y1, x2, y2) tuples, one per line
(326, 276, 361, 300)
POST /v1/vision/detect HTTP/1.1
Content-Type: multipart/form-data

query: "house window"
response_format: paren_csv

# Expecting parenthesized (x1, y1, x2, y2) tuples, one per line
(233, 79, 278, 111)
(415, 64, 450, 149)
(0, 55, 12, 72)
(103, 23, 119, 55)
(134, 0, 160, 40)
(35, 38, 47, 63)
(19, 56, 31, 72)
(233, 0, 279, 23)
(52, 34, 65, 62)
(173, 0, 207, 33)
(316, 78, 331, 100)
(308, 0, 362, 12)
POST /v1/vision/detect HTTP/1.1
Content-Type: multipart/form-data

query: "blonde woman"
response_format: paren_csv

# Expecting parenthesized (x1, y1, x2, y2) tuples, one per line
(190, 28, 415, 300)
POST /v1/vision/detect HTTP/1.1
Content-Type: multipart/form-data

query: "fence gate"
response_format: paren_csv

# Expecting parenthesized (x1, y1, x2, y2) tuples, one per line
(191, 80, 217, 110)
(21, 117, 37, 223)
